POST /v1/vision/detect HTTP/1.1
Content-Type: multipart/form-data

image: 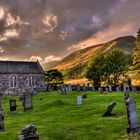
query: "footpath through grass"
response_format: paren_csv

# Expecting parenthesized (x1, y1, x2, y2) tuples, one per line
(0, 91, 140, 140)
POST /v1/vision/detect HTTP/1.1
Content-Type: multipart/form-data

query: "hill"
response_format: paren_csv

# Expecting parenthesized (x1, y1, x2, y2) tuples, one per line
(42, 36, 136, 71)
(42, 61, 59, 70)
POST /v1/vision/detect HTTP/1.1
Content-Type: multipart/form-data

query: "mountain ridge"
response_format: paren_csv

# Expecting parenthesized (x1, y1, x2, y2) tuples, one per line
(42, 36, 136, 71)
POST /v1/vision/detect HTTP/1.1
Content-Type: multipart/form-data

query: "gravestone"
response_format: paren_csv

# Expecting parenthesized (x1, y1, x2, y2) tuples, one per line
(124, 84, 130, 94)
(124, 84, 130, 100)
(116, 86, 120, 92)
(82, 93, 87, 98)
(83, 84, 87, 91)
(60, 86, 67, 95)
(24, 93, 33, 111)
(92, 87, 95, 91)
(125, 98, 140, 135)
(77, 84, 80, 91)
(98, 87, 103, 93)
(68, 84, 72, 91)
(0, 108, 4, 132)
(77, 96, 82, 105)
(9, 99, 16, 113)
(105, 87, 108, 92)
(18, 124, 39, 140)
(102, 101, 116, 117)
(108, 85, 112, 92)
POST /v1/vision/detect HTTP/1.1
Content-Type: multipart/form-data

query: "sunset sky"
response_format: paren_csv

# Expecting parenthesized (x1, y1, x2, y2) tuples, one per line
(0, 0, 139, 64)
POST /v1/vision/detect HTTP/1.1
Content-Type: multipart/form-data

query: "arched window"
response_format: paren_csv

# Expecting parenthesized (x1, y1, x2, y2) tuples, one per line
(28, 75, 35, 87)
(10, 75, 17, 88)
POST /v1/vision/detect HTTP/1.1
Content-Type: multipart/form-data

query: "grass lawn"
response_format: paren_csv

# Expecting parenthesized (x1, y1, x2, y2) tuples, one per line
(0, 91, 140, 140)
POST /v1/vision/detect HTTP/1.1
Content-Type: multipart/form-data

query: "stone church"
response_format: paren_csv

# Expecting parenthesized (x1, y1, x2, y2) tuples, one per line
(0, 60, 46, 95)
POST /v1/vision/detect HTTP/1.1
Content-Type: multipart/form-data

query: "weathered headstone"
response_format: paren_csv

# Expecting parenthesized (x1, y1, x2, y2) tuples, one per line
(83, 84, 87, 91)
(124, 84, 130, 94)
(60, 86, 67, 95)
(108, 85, 112, 92)
(98, 87, 103, 93)
(105, 87, 108, 92)
(124, 84, 130, 100)
(116, 86, 120, 92)
(77, 96, 83, 105)
(125, 98, 140, 135)
(82, 93, 87, 98)
(0, 108, 4, 132)
(102, 101, 116, 117)
(9, 99, 16, 113)
(18, 124, 39, 140)
(68, 84, 72, 92)
(77, 84, 80, 91)
(24, 93, 33, 111)
(92, 87, 95, 91)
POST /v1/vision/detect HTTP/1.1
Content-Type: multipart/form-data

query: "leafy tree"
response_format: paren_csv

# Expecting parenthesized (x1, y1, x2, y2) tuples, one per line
(45, 69, 64, 86)
(132, 29, 140, 80)
(105, 48, 129, 86)
(86, 48, 129, 87)
(85, 54, 105, 87)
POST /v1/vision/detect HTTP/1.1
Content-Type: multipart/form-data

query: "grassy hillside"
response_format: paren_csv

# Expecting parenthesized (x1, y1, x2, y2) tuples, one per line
(42, 36, 136, 71)
(1, 91, 140, 140)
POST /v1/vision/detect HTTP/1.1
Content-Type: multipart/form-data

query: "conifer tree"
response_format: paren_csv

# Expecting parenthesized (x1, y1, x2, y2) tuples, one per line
(133, 29, 140, 80)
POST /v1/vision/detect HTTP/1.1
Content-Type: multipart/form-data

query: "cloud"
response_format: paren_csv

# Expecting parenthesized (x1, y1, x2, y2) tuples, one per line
(43, 14, 58, 33)
(0, 0, 139, 61)
(27, 55, 61, 64)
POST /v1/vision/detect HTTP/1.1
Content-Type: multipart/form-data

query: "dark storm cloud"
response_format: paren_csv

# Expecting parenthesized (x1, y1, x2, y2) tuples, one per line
(0, 0, 139, 63)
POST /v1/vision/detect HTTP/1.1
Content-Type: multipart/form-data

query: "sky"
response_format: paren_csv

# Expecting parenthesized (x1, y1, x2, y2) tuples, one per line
(0, 0, 139, 64)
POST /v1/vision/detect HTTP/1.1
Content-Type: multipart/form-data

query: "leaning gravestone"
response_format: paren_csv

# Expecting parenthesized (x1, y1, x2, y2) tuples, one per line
(102, 101, 116, 117)
(18, 124, 39, 140)
(77, 96, 83, 105)
(125, 98, 140, 135)
(24, 93, 33, 111)
(0, 108, 4, 132)
(82, 93, 87, 98)
(9, 99, 16, 113)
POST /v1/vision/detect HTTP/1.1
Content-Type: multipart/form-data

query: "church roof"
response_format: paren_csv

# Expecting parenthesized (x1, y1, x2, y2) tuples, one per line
(0, 60, 45, 74)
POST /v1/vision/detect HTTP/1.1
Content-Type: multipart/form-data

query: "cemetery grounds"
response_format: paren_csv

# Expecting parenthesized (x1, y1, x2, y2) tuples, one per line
(1, 91, 140, 140)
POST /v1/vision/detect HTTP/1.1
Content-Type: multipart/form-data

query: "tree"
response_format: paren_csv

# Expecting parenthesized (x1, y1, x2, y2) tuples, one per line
(85, 54, 105, 87)
(132, 29, 140, 80)
(105, 48, 129, 86)
(45, 69, 64, 86)
(86, 48, 129, 87)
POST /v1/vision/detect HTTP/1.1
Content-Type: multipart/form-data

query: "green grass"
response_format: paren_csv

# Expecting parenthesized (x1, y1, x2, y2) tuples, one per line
(0, 91, 140, 140)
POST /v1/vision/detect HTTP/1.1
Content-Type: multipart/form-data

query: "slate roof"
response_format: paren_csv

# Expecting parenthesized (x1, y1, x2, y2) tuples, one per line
(0, 60, 45, 74)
